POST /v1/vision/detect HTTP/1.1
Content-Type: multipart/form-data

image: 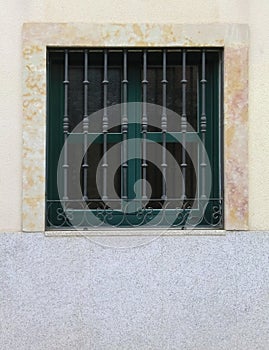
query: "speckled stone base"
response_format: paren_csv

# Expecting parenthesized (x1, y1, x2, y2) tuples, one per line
(1, 232, 268, 349)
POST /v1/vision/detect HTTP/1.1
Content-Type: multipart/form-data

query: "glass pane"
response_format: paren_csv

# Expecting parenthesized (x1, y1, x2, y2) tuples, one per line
(107, 67, 122, 133)
(146, 142, 197, 208)
(88, 67, 121, 133)
(166, 142, 197, 200)
(147, 66, 198, 132)
(88, 67, 103, 123)
(85, 142, 121, 209)
(69, 66, 83, 132)
(65, 142, 121, 209)
(68, 65, 121, 133)
(67, 142, 84, 202)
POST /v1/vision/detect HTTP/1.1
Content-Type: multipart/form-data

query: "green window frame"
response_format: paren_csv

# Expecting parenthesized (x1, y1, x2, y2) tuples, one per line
(46, 48, 223, 230)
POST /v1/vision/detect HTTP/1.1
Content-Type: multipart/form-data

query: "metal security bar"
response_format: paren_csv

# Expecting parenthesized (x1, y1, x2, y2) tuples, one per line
(161, 49, 168, 200)
(63, 49, 69, 200)
(181, 49, 187, 200)
(102, 49, 109, 200)
(121, 49, 128, 200)
(200, 49, 207, 199)
(82, 49, 89, 201)
(142, 49, 148, 200)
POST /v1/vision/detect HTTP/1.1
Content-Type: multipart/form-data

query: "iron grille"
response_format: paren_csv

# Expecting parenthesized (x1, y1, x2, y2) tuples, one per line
(46, 48, 223, 229)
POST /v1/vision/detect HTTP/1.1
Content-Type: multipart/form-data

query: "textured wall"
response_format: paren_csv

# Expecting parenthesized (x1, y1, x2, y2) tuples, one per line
(248, 0, 269, 229)
(1, 232, 269, 349)
(0, 0, 268, 230)
(1, 2, 269, 348)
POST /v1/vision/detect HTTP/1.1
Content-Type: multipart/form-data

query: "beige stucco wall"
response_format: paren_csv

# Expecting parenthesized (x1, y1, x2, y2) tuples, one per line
(0, 0, 268, 231)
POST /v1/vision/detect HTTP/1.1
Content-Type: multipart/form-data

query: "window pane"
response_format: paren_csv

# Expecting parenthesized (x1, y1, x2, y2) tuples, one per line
(68, 64, 121, 133)
(85, 142, 121, 209)
(69, 66, 83, 132)
(146, 142, 197, 208)
(147, 66, 198, 132)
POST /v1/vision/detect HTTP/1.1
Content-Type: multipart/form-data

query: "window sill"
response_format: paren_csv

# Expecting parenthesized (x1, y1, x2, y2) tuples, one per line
(44, 229, 226, 237)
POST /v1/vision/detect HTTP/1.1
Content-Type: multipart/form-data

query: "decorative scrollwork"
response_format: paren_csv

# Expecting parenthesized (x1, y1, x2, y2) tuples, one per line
(46, 198, 223, 230)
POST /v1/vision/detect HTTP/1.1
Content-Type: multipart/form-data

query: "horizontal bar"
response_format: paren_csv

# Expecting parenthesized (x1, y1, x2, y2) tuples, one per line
(49, 48, 222, 54)
(66, 132, 199, 144)
(48, 197, 223, 203)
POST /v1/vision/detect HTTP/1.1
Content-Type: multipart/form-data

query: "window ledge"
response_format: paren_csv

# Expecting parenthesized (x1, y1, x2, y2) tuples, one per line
(44, 229, 227, 237)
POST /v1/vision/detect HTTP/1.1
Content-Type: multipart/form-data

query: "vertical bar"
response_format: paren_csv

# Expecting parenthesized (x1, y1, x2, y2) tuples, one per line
(218, 50, 223, 201)
(82, 49, 89, 201)
(142, 49, 148, 200)
(161, 49, 167, 200)
(181, 49, 187, 200)
(200, 49, 207, 199)
(122, 49, 128, 200)
(63, 49, 69, 200)
(102, 49, 109, 200)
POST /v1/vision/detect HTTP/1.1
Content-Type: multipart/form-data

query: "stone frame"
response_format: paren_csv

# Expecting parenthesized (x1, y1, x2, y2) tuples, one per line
(22, 23, 249, 232)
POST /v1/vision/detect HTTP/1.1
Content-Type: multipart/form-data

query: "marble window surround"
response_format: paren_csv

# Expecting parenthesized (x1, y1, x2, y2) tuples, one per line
(22, 23, 249, 233)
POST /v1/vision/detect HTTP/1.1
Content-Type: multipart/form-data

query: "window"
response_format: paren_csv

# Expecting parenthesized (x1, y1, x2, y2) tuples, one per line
(46, 47, 223, 229)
